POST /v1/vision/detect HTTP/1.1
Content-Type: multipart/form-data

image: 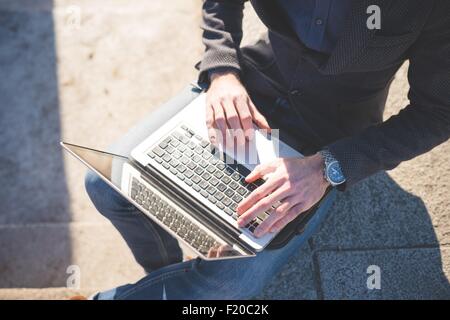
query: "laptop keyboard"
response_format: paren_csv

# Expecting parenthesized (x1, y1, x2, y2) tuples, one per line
(148, 125, 269, 233)
(131, 177, 221, 255)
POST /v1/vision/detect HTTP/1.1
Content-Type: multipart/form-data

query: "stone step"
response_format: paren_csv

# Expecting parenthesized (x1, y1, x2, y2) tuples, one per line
(0, 288, 94, 300)
(0, 222, 145, 290)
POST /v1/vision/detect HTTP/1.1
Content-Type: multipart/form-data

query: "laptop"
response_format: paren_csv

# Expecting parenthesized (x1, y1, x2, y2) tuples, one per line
(62, 93, 303, 260)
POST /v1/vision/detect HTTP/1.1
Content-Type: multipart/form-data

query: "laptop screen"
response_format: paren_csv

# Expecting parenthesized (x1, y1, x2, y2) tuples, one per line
(61, 142, 254, 260)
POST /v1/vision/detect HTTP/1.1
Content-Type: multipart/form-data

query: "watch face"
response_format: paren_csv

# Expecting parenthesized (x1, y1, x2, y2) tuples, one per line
(327, 161, 345, 184)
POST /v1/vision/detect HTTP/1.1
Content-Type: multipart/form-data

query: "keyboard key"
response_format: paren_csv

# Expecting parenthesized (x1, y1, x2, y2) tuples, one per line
(173, 151, 182, 159)
(166, 146, 175, 154)
(179, 135, 190, 145)
(202, 152, 212, 160)
(236, 187, 247, 196)
(187, 161, 196, 170)
(192, 175, 201, 184)
(199, 181, 208, 189)
(188, 141, 196, 149)
(213, 171, 224, 179)
(206, 165, 216, 173)
(232, 194, 242, 203)
(206, 186, 216, 195)
(222, 197, 232, 207)
(208, 195, 217, 204)
(199, 160, 209, 168)
(257, 212, 269, 221)
(209, 177, 219, 186)
(214, 192, 224, 201)
(195, 146, 204, 154)
(180, 157, 189, 165)
(200, 140, 209, 148)
(224, 167, 234, 176)
(177, 165, 186, 173)
(222, 176, 231, 184)
(231, 172, 241, 181)
(201, 172, 211, 181)
(217, 183, 227, 192)
(229, 181, 239, 190)
(194, 167, 204, 175)
(216, 163, 226, 170)
(210, 157, 219, 165)
(254, 179, 265, 186)
(162, 154, 171, 162)
(152, 147, 164, 157)
(183, 170, 193, 178)
(169, 159, 179, 168)
(224, 188, 234, 198)
(162, 162, 170, 170)
(170, 139, 180, 147)
(216, 202, 225, 210)
(224, 208, 234, 216)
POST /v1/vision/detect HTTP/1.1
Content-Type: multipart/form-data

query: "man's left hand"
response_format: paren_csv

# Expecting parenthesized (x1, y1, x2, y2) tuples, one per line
(237, 154, 330, 237)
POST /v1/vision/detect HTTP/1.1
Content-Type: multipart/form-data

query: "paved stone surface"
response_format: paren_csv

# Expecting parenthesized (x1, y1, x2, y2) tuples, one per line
(258, 245, 318, 300)
(0, 1, 449, 299)
(0, 288, 93, 300)
(312, 64, 450, 252)
(0, 223, 144, 289)
(317, 247, 450, 299)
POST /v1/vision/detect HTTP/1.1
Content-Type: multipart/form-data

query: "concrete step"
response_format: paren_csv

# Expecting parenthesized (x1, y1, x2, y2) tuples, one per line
(0, 288, 94, 300)
(0, 222, 145, 290)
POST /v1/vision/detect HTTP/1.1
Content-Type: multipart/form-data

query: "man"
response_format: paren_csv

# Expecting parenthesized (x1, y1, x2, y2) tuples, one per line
(85, 0, 450, 299)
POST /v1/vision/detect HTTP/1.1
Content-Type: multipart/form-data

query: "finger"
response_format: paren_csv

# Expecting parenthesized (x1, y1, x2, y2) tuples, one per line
(217, 245, 227, 257)
(248, 98, 271, 132)
(253, 196, 297, 237)
(236, 180, 287, 221)
(244, 163, 274, 183)
(207, 247, 218, 258)
(205, 103, 215, 130)
(270, 202, 307, 233)
(235, 96, 254, 140)
(208, 127, 220, 145)
(237, 170, 277, 213)
(237, 184, 290, 228)
(222, 99, 245, 146)
(211, 103, 227, 146)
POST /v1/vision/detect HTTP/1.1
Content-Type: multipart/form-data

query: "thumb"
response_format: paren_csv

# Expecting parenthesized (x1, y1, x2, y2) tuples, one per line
(246, 164, 269, 183)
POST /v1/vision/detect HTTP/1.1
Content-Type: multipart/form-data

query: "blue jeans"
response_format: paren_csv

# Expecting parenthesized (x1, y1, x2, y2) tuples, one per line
(85, 84, 336, 299)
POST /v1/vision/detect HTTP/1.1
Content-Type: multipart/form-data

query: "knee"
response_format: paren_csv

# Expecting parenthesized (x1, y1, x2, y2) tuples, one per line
(84, 170, 133, 219)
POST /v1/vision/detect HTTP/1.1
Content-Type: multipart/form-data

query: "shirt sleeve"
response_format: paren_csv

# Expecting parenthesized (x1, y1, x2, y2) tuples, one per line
(198, 0, 247, 84)
(326, 1, 450, 191)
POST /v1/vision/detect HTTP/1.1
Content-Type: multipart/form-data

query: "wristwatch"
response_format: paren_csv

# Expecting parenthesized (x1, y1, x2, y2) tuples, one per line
(319, 149, 346, 187)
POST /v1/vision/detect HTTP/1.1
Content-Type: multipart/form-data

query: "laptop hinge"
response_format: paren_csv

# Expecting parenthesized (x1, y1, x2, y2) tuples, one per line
(133, 160, 256, 255)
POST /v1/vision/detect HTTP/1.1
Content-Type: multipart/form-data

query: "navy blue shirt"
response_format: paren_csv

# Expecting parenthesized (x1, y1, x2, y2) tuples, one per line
(278, 0, 351, 54)
(209, 0, 351, 77)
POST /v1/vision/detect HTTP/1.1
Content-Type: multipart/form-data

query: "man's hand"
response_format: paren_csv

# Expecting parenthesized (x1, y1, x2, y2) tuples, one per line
(206, 70, 271, 145)
(236, 154, 330, 237)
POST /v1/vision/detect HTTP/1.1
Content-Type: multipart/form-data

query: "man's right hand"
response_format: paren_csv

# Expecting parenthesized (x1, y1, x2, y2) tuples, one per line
(205, 70, 271, 146)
